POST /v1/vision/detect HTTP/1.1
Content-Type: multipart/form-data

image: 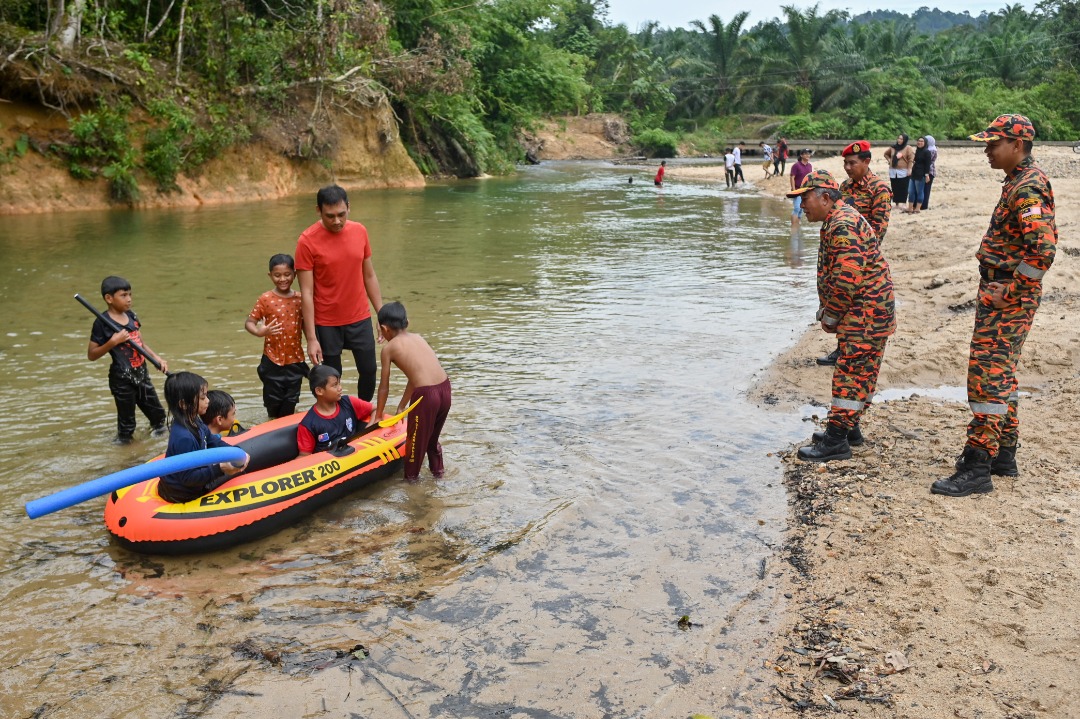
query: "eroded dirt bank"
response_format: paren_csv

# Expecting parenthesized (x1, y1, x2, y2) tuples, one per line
(0, 100, 423, 215)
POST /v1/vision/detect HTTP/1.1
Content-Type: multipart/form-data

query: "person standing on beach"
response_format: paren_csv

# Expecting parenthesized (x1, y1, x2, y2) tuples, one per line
(932, 114, 1057, 497)
(295, 184, 385, 402)
(775, 137, 789, 177)
(814, 140, 894, 368)
(787, 170, 895, 461)
(883, 134, 914, 207)
(732, 142, 745, 184)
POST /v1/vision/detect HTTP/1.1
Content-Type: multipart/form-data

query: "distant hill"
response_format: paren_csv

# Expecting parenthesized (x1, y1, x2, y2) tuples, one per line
(850, 7, 989, 34)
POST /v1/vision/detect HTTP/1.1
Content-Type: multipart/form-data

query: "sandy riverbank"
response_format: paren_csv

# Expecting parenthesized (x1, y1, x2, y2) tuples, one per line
(682, 146, 1080, 716)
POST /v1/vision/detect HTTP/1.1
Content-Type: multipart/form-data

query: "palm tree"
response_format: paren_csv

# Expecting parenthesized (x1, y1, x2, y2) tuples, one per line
(689, 12, 750, 110)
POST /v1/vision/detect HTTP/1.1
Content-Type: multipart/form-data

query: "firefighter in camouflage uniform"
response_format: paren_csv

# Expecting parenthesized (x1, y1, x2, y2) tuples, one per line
(932, 114, 1057, 497)
(788, 170, 896, 462)
(817, 140, 895, 368)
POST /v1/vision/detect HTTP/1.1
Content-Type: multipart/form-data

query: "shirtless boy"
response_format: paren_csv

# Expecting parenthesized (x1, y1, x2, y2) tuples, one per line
(371, 302, 451, 480)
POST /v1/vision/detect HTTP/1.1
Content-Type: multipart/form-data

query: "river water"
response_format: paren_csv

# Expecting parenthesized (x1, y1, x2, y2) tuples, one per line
(0, 162, 818, 718)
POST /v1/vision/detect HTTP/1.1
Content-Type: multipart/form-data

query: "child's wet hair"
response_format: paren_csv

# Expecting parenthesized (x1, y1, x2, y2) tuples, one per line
(269, 253, 294, 271)
(164, 371, 208, 433)
(201, 390, 235, 424)
(377, 301, 409, 330)
(308, 364, 341, 396)
(101, 275, 131, 298)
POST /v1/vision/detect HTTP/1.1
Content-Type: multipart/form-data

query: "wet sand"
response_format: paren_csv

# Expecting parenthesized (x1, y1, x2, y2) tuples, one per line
(681, 146, 1080, 716)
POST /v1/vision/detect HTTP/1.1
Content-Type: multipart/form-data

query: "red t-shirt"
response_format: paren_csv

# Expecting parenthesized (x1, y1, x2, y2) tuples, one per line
(294, 220, 373, 327)
(655, 165, 665, 183)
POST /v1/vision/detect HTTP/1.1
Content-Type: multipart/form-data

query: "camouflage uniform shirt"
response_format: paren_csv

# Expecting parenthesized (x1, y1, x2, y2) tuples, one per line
(978, 155, 1056, 306)
(817, 201, 896, 339)
(839, 169, 892, 245)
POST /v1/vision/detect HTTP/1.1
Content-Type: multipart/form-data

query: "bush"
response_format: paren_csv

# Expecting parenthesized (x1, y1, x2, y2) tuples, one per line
(67, 98, 141, 204)
(634, 128, 678, 157)
(776, 114, 846, 140)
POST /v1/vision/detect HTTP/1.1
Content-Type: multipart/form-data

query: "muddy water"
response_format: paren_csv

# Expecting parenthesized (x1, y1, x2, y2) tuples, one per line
(0, 162, 818, 718)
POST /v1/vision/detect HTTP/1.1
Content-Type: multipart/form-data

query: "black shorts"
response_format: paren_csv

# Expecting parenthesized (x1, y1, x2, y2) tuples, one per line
(257, 355, 309, 413)
(315, 318, 375, 357)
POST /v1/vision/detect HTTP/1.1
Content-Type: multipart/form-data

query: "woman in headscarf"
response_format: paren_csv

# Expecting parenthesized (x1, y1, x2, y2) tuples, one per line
(921, 135, 938, 210)
(905, 136, 932, 213)
(883, 133, 914, 206)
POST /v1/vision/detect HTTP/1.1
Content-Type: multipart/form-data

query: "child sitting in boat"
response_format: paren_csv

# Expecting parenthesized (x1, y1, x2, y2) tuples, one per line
(200, 390, 247, 437)
(371, 302, 451, 480)
(245, 253, 309, 419)
(297, 365, 374, 456)
(159, 372, 250, 503)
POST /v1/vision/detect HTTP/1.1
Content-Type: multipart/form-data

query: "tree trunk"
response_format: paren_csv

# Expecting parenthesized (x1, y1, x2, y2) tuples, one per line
(175, 0, 189, 82)
(55, 0, 87, 51)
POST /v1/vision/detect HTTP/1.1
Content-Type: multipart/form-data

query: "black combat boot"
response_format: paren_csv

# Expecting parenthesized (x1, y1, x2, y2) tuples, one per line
(954, 443, 1019, 477)
(816, 347, 840, 366)
(932, 446, 993, 497)
(797, 423, 852, 462)
(991, 444, 1019, 477)
(813, 423, 864, 447)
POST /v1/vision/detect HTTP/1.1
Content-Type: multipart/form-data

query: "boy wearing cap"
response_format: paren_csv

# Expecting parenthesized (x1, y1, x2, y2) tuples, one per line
(931, 114, 1057, 497)
(787, 170, 896, 462)
(814, 140, 895, 367)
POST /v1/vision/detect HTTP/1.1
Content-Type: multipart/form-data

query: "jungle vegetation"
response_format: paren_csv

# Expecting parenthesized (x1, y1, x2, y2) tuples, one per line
(2, 1, 1078, 200)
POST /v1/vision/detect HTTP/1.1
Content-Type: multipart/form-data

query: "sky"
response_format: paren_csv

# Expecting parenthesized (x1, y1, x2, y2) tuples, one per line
(603, 0, 1040, 32)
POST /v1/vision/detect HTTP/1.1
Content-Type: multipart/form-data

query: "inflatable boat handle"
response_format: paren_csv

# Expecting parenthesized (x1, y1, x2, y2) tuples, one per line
(25, 446, 248, 519)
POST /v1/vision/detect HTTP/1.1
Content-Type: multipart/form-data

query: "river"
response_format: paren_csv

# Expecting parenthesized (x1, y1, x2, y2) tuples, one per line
(0, 161, 819, 718)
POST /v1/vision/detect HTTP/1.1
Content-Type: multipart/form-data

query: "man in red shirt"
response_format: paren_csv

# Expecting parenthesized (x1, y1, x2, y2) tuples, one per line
(295, 184, 384, 401)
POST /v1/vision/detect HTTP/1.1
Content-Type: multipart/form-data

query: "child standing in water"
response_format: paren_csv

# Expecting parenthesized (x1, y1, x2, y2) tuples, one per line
(86, 275, 169, 444)
(372, 302, 451, 480)
(159, 372, 249, 503)
(245, 254, 309, 418)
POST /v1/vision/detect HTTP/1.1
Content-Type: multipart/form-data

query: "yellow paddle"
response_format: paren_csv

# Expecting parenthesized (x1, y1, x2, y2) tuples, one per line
(373, 397, 422, 428)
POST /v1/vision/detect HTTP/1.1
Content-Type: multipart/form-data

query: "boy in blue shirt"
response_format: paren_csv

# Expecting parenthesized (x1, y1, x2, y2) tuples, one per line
(297, 365, 374, 456)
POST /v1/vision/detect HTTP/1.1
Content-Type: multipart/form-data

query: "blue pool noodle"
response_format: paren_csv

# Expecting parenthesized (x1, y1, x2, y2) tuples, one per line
(25, 446, 248, 519)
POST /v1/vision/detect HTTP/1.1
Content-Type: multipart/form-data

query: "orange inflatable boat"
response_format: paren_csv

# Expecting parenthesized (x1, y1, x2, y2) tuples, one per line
(104, 413, 406, 554)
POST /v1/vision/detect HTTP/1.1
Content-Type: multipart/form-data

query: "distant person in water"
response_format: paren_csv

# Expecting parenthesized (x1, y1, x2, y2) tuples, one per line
(371, 302, 452, 481)
(654, 160, 666, 186)
(159, 372, 249, 503)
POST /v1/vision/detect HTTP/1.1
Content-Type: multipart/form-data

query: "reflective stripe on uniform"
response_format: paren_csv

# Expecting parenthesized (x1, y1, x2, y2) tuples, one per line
(970, 401, 1008, 415)
(832, 397, 865, 411)
(1009, 391, 1019, 403)
(822, 314, 840, 326)
(1017, 262, 1045, 279)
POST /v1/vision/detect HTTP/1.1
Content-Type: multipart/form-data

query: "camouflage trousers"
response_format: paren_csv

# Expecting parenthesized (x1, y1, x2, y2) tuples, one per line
(827, 335, 888, 430)
(966, 280, 1040, 454)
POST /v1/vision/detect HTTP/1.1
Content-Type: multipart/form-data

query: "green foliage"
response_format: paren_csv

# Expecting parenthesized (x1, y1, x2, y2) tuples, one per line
(67, 98, 140, 203)
(776, 114, 846, 140)
(0, 132, 30, 164)
(634, 128, 678, 157)
(143, 99, 251, 191)
(843, 58, 940, 139)
(941, 78, 1076, 140)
